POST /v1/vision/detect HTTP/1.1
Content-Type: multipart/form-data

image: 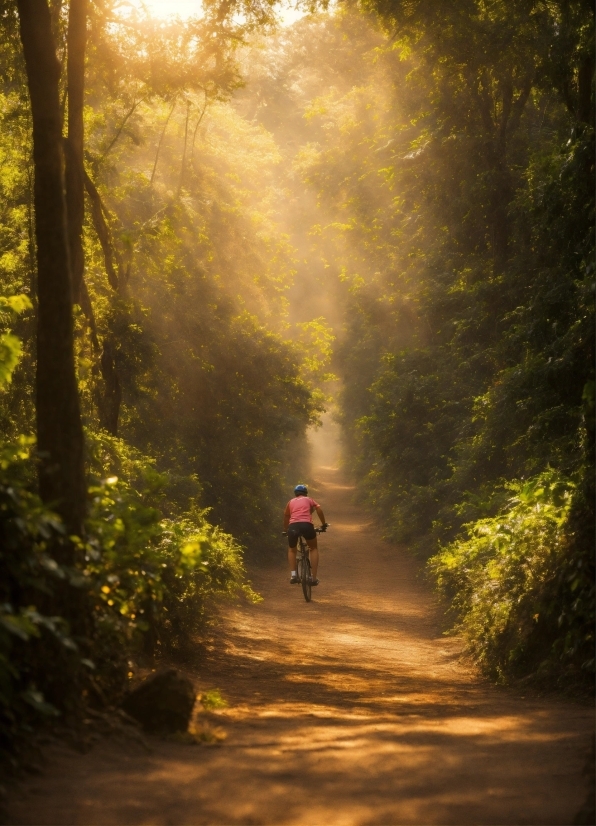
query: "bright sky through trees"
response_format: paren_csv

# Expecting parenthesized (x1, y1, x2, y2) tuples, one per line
(140, 0, 202, 16)
(128, 0, 304, 23)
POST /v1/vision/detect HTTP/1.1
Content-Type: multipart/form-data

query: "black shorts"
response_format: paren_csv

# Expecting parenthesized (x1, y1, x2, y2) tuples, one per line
(287, 522, 316, 548)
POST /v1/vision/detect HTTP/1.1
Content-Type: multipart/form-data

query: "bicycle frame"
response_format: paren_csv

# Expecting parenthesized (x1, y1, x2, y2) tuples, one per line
(282, 525, 328, 604)
(296, 535, 312, 602)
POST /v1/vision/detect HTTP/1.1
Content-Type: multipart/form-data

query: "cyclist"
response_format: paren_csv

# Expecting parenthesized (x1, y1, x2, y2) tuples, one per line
(284, 484, 327, 586)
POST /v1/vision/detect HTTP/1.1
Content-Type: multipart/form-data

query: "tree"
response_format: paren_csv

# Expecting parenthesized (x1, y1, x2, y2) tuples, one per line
(16, 0, 86, 542)
(358, 0, 594, 269)
(65, 0, 87, 308)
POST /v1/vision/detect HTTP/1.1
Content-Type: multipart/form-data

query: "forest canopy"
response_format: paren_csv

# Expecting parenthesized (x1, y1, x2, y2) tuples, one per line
(0, 0, 593, 759)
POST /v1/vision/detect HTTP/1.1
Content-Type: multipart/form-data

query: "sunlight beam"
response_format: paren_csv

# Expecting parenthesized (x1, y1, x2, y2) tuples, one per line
(126, 0, 304, 24)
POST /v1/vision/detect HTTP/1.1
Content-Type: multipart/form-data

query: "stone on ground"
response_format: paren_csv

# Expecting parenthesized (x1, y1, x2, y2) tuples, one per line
(122, 669, 195, 734)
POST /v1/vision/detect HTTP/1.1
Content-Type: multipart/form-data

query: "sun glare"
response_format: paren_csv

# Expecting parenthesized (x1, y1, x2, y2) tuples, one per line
(129, 0, 304, 24)
(137, 0, 203, 18)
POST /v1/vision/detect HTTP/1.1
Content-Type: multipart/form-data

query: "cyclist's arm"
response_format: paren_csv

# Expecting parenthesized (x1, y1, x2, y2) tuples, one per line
(315, 506, 326, 525)
(283, 503, 291, 531)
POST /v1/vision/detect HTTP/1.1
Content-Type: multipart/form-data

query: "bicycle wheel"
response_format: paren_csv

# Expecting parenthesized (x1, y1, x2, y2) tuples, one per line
(296, 542, 304, 582)
(300, 540, 312, 603)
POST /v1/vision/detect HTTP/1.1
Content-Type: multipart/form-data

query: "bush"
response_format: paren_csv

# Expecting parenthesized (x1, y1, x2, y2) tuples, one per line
(0, 430, 260, 758)
(86, 474, 260, 659)
(429, 470, 594, 686)
(0, 438, 86, 756)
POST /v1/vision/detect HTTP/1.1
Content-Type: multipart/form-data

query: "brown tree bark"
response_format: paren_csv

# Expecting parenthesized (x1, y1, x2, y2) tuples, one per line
(83, 170, 123, 435)
(467, 68, 534, 272)
(64, 0, 88, 306)
(66, 0, 123, 439)
(17, 0, 86, 542)
(178, 100, 191, 196)
(150, 97, 177, 184)
(83, 169, 120, 290)
(98, 338, 121, 437)
(577, 53, 595, 126)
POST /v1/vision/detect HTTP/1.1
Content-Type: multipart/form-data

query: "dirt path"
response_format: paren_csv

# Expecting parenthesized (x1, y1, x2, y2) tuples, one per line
(8, 464, 593, 825)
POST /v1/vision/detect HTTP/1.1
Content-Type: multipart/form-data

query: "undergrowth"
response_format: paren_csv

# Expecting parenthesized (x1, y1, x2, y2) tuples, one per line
(0, 431, 259, 761)
(429, 470, 595, 687)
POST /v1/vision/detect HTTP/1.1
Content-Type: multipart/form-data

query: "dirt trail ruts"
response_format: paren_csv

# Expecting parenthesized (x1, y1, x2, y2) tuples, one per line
(8, 464, 593, 826)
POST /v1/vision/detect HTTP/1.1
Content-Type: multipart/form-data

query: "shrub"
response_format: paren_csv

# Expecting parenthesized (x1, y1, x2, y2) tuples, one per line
(429, 470, 594, 685)
(86, 475, 260, 660)
(0, 430, 260, 758)
(0, 438, 87, 756)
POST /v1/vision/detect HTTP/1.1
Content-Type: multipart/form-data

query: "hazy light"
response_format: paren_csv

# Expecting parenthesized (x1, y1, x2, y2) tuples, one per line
(134, 0, 203, 18)
(127, 0, 305, 25)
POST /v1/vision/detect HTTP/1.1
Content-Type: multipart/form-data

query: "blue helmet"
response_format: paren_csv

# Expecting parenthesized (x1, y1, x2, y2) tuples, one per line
(294, 484, 308, 496)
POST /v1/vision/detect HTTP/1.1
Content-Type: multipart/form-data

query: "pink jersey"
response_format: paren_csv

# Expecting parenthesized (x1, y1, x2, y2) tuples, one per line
(287, 496, 319, 524)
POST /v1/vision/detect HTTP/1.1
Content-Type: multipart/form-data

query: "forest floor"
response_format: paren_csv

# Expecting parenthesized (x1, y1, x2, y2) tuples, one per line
(7, 463, 594, 826)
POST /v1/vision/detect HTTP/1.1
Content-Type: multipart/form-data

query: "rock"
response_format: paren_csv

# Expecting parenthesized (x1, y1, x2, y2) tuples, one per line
(122, 669, 196, 734)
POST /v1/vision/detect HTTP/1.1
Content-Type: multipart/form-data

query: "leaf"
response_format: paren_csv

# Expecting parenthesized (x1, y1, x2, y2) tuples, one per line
(0, 333, 23, 388)
(21, 688, 60, 717)
(199, 688, 227, 710)
(0, 294, 33, 319)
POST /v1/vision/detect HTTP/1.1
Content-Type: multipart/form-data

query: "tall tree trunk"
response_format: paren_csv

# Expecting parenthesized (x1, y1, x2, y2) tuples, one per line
(577, 53, 595, 126)
(151, 97, 177, 184)
(65, 0, 88, 306)
(98, 338, 121, 436)
(17, 0, 86, 543)
(490, 153, 512, 273)
(177, 100, 190, 196)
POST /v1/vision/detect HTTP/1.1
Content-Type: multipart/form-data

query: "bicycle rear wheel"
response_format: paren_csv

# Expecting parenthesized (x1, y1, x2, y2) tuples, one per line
(296, 545, 304, 583)
(300, 539, 312, 602)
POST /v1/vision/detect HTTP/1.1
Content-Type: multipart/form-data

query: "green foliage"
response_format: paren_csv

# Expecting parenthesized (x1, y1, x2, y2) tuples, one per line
(0, 0, 330, 759)
(0, 0, 591, 762)
(0, 447, 84, 753)
(87, 473, 258, 655)
(430, 471, 594, 684)
(199, 688, 227, 710)
(1, 5, 325, 559)
(77, 88, 322, 553)
(0, 294, 32, 389)
(0, 428, 258, 752)
(84, 430, 259, 655)
(249, 8, 594, 685)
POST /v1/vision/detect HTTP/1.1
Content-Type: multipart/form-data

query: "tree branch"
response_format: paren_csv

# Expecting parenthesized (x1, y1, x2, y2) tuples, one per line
(83, 168, 120, 291)
(190, 91, 208, 168)
(178, 99, 191, 196)
(101, 95, 148, 161)
(507, 71, 534, 138)
(150, 97, 177, 185)
(466, 68, 494, 137)
(498, 73, 513, 147)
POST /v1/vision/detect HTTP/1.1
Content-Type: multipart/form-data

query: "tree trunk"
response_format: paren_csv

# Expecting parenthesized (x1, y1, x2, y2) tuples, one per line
(98, 338, 121, 436)
(490, 155, 511, 273)
(65, 0, 88, 306)
(17, 0, 86, 543)
(577, 53, 595, 126)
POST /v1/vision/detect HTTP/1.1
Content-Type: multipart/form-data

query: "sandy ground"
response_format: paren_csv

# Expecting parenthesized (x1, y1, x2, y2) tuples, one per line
(7, 463, 594, 826)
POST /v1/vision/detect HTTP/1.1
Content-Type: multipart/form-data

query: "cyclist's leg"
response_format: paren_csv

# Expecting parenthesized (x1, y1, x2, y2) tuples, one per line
(305, 535, 319, 579)
(287, 526, 299, 574)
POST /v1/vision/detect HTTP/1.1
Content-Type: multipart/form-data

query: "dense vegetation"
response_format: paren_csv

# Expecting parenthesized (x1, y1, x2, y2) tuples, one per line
(0, 0, 329, 755)
(253, 2, 593, 686)
(0, 0, 593, 764)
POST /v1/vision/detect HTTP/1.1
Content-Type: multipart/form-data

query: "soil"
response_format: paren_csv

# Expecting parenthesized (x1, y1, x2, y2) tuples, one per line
(7, 463, 594, 826)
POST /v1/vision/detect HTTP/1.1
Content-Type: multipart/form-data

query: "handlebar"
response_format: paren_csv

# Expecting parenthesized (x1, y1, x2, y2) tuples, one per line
(281, 524, 330, 537)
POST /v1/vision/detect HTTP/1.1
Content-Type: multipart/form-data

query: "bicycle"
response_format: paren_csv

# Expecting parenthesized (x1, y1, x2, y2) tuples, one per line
(283, 525, 328, 603)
